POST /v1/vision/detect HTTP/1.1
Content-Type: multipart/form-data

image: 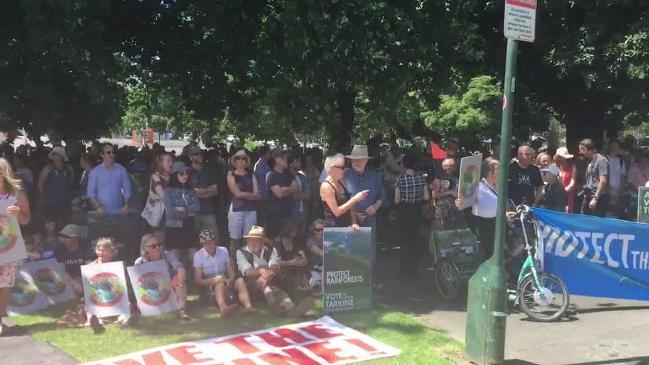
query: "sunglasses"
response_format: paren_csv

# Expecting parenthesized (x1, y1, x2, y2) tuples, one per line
(313, 227, 324, 232)
(177, 171, 188, 176)
(331, 165, 345, 170)
(147, 244, 161, 249)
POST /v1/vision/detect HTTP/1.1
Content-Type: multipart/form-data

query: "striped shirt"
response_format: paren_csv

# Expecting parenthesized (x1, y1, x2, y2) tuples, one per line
(395, 173, 427, 204)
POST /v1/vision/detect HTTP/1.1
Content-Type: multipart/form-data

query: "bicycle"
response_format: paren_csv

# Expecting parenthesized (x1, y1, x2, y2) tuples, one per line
(507, 205, 570, 322)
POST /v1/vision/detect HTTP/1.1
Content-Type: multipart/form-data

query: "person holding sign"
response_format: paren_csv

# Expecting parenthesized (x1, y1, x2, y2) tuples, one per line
(135, 234, 191, 320)
(320, 154, 367, 228)
(456, 158, 499, 260)
(0, 158, 31, 336)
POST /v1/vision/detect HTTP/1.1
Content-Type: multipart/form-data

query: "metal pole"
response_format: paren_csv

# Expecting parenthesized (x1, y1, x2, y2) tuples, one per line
(465, 38, 518, 365)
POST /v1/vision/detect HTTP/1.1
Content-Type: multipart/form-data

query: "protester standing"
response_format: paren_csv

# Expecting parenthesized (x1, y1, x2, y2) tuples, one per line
(431, 158, 462, 230)
(394, 153, 429, 280)
(508, 145, 543, 206)
(288, 153, 311, 241)
(606, 139, 627, 217)
(343, 145, 384, 288)
(226, 150, 259, 258)
(37, 146, 75, 227)
(320, 154, 366, 228)
(579, 139, 609, 216)
(266, 151, 299, 238)
(164, 162, 200, 263)
(540, 165, 568, 212)
(253, 146, 272, 227)
(148, 153, 172, 242)
(186, 145, 219, 235)
(0, 158, 31, 336)
(554, 147, 577, 213)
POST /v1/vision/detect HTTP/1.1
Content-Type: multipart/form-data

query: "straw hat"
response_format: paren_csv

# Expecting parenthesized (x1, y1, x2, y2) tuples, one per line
(230, 150, 251, 167)
(345, 145, 372, 160)
(48, 146, 69, 162)
(554, 147, 574, 159)
(243, 226, 266, 239)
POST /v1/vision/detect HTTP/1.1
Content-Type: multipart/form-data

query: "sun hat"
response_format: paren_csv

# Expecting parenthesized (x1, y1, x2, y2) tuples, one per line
(243, 226, 266, 239)
(59, 224, 81, 238)
(199, 229, 217, 242)
(345, 145, 372, 160)
(541, 164, 561, 176)
(554, 147, 574, 159)
(170, 161, 188, 175)
(48, 146, 69, 162)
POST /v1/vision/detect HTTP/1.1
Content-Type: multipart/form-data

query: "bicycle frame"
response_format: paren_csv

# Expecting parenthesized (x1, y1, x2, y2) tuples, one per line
(516, 206, 543, 290)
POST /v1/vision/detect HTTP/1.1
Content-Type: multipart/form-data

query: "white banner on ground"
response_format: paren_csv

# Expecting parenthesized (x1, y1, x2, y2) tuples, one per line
(127, 260, 178, 317)
(83, 316, 401, 365)
(7, 270, 50, 315)
(0, 197, 27, 265)
(81, 261, 130, 318)
(24, 258, 75, 305)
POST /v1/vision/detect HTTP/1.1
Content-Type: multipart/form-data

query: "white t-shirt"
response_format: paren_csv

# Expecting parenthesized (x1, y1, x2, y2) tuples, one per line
(472, 179, 498, 218)
(193, 246, 230, 278)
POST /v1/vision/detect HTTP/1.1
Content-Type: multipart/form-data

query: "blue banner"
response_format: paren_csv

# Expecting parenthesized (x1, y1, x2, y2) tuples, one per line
(531, 207, 649, 301)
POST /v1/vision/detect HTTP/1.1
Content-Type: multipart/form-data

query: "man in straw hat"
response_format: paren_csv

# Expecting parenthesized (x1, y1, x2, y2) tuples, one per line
(343, 145, 384, 288)
(236, 226, 313, 317)
(38, 145, 75, 226)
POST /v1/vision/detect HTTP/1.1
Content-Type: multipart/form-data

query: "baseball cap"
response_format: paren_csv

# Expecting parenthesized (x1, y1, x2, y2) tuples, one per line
(59, 224, 81, 238)
(541, 164, 560, 176)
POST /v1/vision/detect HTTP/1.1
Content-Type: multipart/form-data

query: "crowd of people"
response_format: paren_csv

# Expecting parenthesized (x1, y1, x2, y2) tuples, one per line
(0, 133, 647, 335)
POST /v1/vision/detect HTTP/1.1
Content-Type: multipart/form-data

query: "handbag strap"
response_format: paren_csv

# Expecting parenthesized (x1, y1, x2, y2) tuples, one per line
(149, 173, 160, 200)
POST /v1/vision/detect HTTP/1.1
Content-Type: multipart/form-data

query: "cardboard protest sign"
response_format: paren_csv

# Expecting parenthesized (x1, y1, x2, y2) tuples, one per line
(323, 227, 372, 313)
(0, 196, 27, 265)
(84, 316, 400, 365)
(7, 270, 49, 315)
(81, 261, 130, 318)
(24, 258, 75, 305)
(127, 260, 177, 316)
(457, 153, 483, 210)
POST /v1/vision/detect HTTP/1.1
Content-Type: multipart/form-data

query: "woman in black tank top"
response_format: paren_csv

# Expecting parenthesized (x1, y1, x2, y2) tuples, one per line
(319, 154, 367, 227)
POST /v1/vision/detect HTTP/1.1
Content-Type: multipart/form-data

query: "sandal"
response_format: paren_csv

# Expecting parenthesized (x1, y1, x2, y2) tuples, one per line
(177, 309, 191, 321)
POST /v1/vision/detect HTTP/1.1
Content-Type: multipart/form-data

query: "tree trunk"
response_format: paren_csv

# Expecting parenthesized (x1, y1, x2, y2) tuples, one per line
(329, 87, 356, 149)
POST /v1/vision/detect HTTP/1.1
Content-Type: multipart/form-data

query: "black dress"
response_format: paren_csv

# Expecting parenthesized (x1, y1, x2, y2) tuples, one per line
(322, 180, 352, 227)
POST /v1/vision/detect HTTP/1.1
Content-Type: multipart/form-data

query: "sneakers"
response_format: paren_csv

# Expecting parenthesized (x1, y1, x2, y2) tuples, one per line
(287, 297, 314, 318)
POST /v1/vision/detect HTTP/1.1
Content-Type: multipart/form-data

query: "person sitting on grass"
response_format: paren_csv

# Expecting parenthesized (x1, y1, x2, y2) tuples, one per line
(86, 237, 137, 331)
(193, 229, 256, 317)
(54, 224, 91, 296)
(306, 219, 325, 295)
(273, 219, 310, 293)
(135, 234, 191, 321)
(236, 226, 313, 317)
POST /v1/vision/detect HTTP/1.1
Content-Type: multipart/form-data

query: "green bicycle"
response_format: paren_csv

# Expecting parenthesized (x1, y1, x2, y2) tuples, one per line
(507, 205, 570, 322)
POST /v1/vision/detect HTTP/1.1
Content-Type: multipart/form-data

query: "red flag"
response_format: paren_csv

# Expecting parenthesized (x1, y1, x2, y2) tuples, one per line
(430, 142, 448, 160)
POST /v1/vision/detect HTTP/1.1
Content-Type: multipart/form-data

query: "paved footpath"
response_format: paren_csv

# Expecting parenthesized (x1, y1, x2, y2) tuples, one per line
(376, 251, 649, 365)
(0, 334, 77, 365)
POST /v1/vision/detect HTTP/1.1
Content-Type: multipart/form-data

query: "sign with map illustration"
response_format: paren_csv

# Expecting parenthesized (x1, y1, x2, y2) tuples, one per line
(0, 197, 27, 265)
(323, 227, 371, 313)
(24, 259, 75, 304)
(81, 261, 130, 318)
(7, 270, 49, 315)
(127, 260, 177, 316)
(457, 153, 483, 210)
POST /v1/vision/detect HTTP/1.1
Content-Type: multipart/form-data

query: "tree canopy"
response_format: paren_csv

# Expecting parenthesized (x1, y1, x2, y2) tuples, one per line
(2, 0, 649, 147)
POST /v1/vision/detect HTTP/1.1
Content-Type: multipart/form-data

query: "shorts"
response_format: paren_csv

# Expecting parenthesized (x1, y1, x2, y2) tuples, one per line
(0, 262, 19, 288)
(194, 214, 218, 236)
(228, 206, 257, 240)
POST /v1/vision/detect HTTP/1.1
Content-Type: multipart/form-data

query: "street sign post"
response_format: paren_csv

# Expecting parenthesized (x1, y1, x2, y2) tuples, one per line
(504, 0, 537, 42)
(465, 1, 537, 364)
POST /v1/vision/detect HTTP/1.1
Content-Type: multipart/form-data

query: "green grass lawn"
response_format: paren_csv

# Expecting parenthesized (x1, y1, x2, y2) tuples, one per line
(12, 301, 463, 364)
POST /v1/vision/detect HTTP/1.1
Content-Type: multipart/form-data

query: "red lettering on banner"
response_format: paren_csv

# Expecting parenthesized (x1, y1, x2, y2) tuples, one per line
(167, 345, 211, 364)
(216, 336, 261, 354)
(232, 359, 257, 365)
(258, 329, 312, 348)
(114, 352, 165, 365)
(346, 338, 385, 355)
(259, 348, 320, 365)
(506, 0, 536, 9)
(305, 341, 356, 363)
(298, 324, 342, 340)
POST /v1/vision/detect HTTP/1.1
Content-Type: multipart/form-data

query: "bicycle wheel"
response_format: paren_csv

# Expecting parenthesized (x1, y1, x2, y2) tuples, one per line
(518, 273, 569, 322)
(435, 260, 462, 301)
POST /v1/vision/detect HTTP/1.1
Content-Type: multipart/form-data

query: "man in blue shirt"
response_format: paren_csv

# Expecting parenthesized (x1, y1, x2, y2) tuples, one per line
(343, 145, 384, 289)
(87, 143, 132, 215)
(254, 146, 273, 227)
